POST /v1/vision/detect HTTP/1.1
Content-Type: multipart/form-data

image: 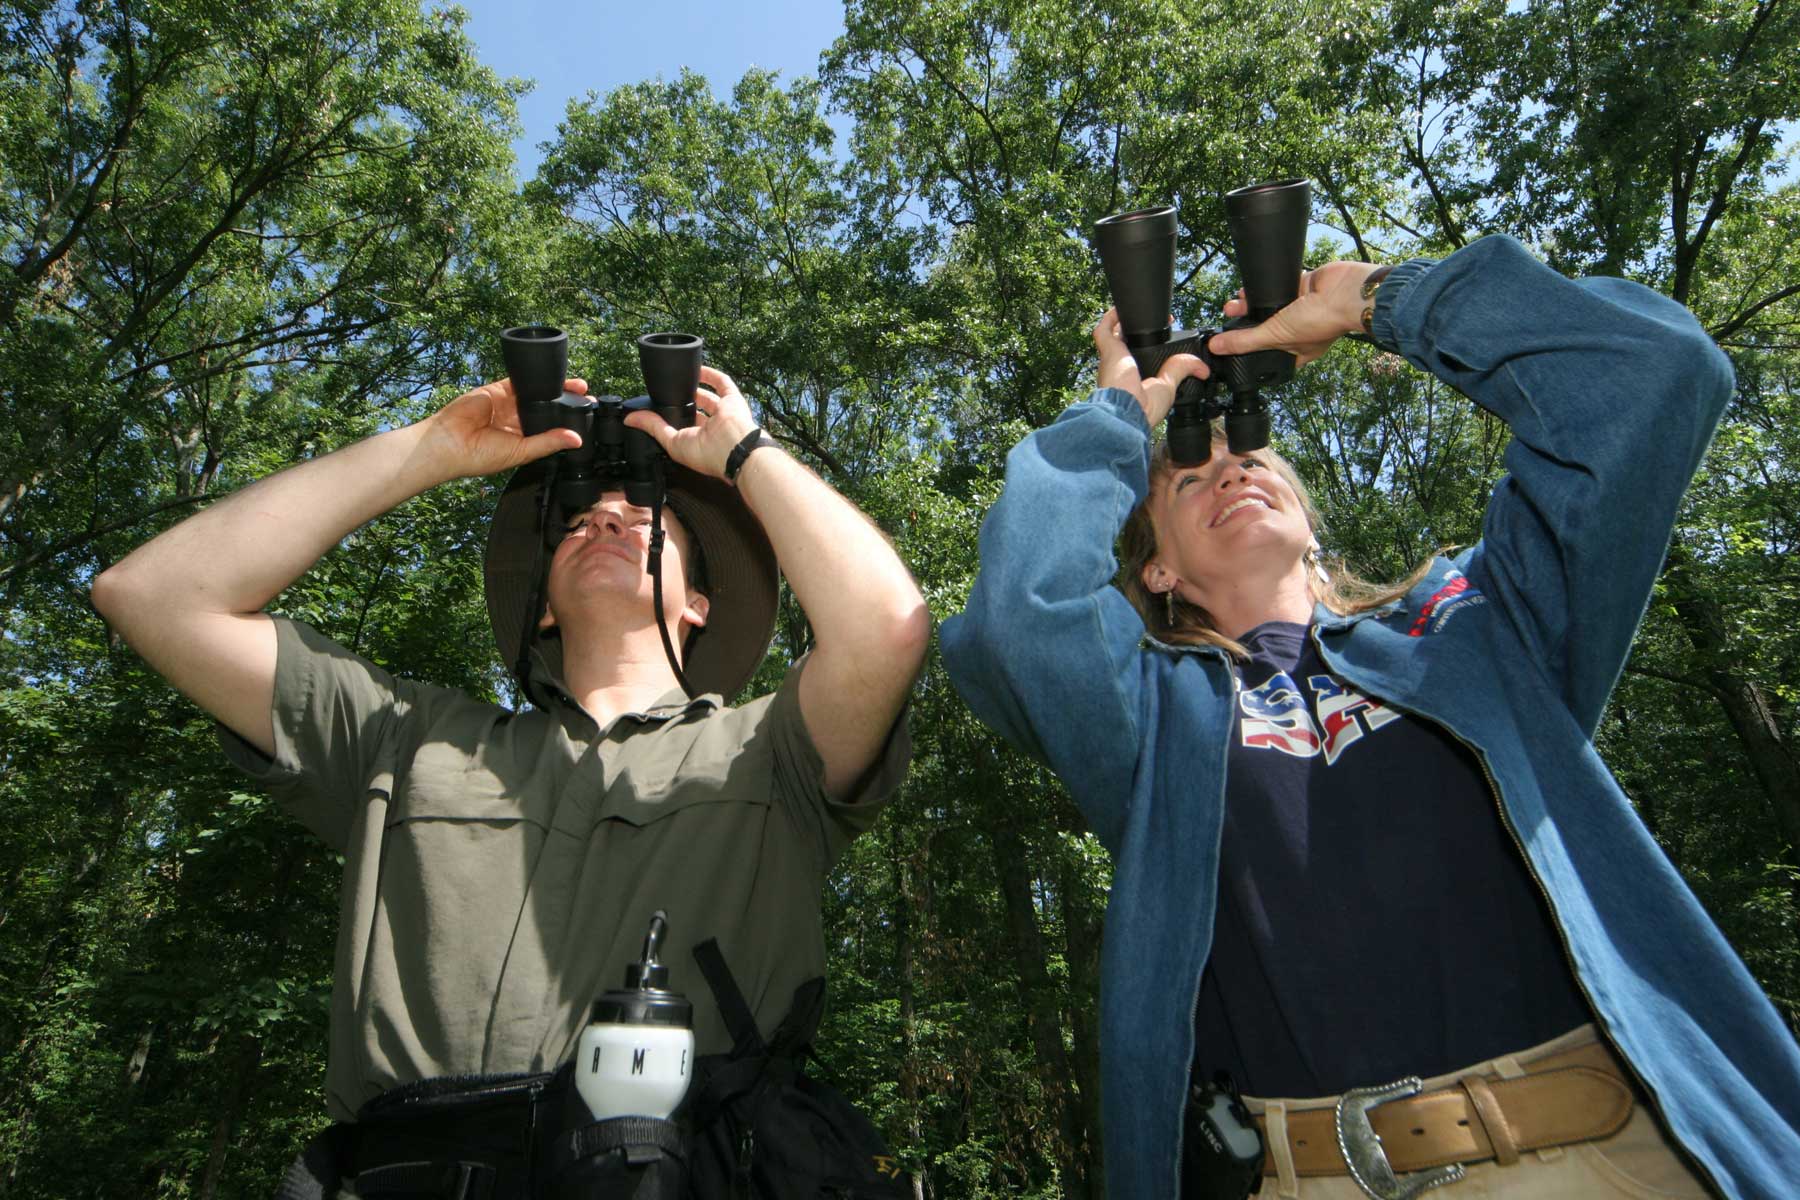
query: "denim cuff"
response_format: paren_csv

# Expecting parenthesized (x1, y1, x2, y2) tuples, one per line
(1086, 386, 1152, 436)
(1369, 256, 1439, 352)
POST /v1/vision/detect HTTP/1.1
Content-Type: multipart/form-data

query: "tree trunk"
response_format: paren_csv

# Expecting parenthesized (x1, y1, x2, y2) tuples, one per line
(1658, 547, 1800, 935)
(0, 779, 130, 1123)
(1058, 844, 1107, 1199)
(889, 825, 930, 1200)
(123, 1024, 154, 1094)
(196, 1034, 263, 1200)
(192, 837, 307, 1199)
(1664, 548, 1800, 857)
(988, 824, 1090, 1200)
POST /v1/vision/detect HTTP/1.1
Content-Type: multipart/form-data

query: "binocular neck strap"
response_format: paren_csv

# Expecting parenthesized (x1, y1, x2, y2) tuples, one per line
(648, 496, 694, 699)
(514, 464, 559, 691)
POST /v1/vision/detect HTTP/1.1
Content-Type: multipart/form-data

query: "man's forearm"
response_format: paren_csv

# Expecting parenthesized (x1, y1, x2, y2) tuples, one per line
(732, 446, 925, 662)
(91, 419, 456, 755)
(732, 445, 927, 797)
(97, 420, 451, 623)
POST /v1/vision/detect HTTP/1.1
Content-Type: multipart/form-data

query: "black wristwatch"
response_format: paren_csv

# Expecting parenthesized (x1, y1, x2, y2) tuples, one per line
(724, 426, 777, 484)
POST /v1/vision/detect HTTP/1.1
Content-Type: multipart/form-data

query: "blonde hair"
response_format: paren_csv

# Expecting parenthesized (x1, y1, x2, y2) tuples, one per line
(1117, 431, 1436, 659)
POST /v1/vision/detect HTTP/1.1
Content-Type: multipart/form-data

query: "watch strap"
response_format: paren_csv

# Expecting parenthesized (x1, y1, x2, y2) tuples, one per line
(724, 426, 776, 483)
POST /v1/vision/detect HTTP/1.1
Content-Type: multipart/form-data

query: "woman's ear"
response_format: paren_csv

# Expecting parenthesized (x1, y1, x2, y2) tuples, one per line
(1141, 559, 1177, 596)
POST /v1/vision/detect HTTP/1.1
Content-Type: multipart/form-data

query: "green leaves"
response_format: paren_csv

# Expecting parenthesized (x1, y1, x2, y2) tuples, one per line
(4, 0, 1798, 1194)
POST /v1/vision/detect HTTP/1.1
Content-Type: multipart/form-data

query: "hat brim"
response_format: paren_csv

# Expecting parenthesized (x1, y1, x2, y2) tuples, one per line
(484, 462, 779, 702)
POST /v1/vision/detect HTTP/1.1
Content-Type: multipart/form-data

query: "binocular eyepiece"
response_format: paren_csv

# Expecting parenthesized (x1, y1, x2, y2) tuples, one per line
(499, 326, 704, 517)
(1094, 179, 1311, 466)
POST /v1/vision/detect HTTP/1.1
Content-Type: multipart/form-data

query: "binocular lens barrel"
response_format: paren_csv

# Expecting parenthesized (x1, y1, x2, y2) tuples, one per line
(638, 332, 704, 429)
(621, 398, 664, 509)
(1094, 207, 1178, 348)
(1226, 406, 1273, 456)
(1166, 403, 1213, 467)
(1224, 179, 1310, 321)
(501, 326, 570, 407)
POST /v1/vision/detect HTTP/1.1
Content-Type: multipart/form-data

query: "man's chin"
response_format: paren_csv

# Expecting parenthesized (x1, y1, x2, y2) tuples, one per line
(545, 585, 653, 633)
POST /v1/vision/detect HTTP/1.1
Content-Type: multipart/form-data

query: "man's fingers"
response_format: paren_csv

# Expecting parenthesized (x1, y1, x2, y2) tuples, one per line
(697, 365, 738, 396)
(518, 428, 583, 465)
(623, 409, 677, 449)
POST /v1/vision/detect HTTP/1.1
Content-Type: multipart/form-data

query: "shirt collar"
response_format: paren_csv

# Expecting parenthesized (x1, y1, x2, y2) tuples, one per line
(524, 644, 718, 728)
(1311, 599, 1402, 632)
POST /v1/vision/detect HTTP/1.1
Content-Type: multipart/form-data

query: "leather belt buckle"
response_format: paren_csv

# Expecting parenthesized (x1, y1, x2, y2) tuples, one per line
(1334, 1076, 1466, 1200)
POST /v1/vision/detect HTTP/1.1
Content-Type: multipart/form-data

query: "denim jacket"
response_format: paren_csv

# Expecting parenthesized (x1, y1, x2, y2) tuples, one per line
(940, 235, 1800, 1199)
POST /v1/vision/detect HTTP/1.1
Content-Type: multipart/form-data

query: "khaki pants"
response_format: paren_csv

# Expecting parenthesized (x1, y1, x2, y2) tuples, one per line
(1242, 1026, 1711, 1199)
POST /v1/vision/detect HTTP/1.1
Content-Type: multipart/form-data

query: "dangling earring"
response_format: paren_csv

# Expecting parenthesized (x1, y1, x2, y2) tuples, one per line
(1163, 589, 1176, 626)
(1305, 542, 1332, 588)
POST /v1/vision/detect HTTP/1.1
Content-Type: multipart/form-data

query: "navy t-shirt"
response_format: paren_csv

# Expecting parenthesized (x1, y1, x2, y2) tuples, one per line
(1192, 621, 1592, 1098)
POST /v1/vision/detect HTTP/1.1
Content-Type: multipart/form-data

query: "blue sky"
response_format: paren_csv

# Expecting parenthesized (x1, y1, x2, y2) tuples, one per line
(448, 0, 851, 179)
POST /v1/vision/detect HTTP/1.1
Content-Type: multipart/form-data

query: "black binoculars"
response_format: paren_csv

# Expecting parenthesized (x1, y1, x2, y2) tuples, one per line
(1094, 178, 1311, 466)
(500, 326, 704, 519)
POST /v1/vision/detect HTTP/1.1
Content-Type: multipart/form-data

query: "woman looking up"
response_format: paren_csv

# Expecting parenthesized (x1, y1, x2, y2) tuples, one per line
(941, 234, 1800, 1200)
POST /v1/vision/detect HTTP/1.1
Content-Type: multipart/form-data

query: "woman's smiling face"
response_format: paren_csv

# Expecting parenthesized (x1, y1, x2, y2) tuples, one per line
(1143, 442, 1315, 601)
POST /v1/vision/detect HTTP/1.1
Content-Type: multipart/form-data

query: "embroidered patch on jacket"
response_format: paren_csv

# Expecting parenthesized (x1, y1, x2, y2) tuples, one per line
(1407, 571, 1486, 637)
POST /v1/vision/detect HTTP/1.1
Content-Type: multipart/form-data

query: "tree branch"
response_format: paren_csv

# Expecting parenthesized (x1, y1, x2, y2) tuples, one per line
(1709, 283, 1800, 342)
(1, 492, 210, 586)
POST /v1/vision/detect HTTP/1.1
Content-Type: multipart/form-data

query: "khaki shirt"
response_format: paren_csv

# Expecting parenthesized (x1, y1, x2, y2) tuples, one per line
(221, 617, 908, 1121)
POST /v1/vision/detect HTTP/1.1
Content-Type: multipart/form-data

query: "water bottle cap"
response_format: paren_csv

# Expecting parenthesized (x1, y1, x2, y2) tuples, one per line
(588, 908, 692, 1027)
(591, 986, 693, 1028)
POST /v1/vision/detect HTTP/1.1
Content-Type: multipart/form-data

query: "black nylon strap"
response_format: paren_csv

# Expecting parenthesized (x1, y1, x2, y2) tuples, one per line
(558, 1115, 686, 1165)
(692, 938, 763, 1055)
(648, 495, 695, 698)
(723, 427, 774, 483)
(769, 977, 826, 1057)
(514, 462, 559, 690)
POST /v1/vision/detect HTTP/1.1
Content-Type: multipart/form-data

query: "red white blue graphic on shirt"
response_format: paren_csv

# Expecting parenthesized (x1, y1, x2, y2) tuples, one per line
(1240, 675, 1323, 757)
(1240, 671, 1402, 765)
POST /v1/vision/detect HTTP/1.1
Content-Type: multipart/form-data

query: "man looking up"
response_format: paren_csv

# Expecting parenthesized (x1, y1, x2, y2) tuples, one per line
(91, 355, 928, 1189)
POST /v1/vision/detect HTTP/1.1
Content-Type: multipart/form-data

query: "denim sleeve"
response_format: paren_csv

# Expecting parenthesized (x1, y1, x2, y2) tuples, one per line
(1373, 234, 1733, 735)
(940, 390, 1155, 847)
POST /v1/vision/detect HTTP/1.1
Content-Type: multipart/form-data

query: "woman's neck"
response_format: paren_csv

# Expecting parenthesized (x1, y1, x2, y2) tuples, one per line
(1187, 562, 1316, 642)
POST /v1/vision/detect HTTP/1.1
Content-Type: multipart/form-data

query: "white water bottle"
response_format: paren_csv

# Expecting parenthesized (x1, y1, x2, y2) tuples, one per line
(575, 910, 695, 1121)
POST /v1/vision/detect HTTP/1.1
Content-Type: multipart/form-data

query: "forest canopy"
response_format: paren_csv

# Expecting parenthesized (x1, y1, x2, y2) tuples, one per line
(3, 1, 1796, 1196)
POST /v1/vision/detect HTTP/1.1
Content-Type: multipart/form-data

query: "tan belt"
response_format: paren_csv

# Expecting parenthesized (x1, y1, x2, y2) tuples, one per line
(1255, 1040, 1635, 1177)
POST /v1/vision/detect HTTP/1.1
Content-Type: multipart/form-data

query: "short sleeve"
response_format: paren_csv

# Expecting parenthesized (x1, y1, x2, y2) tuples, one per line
(215, 617, 407, 851)
(759, 655, 911, 872)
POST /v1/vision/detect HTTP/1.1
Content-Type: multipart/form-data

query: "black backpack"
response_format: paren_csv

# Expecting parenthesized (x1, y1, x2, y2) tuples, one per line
(683, 939, 912, 1200)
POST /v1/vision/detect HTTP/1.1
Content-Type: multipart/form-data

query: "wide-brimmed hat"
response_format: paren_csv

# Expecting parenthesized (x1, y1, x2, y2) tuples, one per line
(484, 461, 779, 702)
